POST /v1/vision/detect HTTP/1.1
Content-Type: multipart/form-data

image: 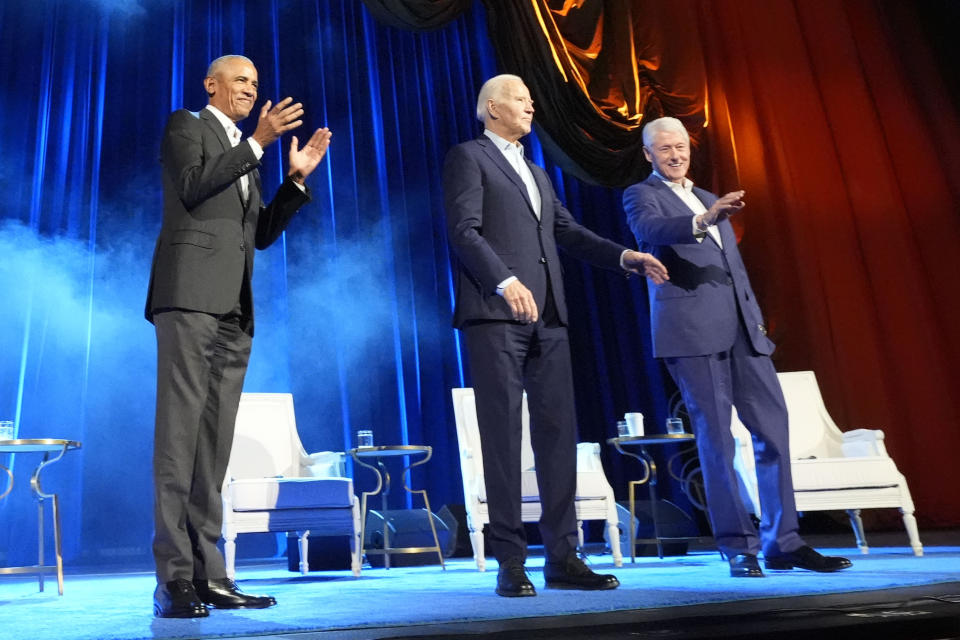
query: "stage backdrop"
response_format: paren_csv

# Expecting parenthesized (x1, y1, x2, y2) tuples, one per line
(0, 0, 957, 569)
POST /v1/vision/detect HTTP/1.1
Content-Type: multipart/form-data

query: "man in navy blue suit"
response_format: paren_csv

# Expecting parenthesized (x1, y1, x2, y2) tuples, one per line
(622, 116, 851, 577)
(443, 74, 668, 597)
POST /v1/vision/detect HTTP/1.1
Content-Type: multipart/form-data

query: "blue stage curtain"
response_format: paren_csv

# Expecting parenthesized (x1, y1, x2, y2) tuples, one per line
(0, 0, 667, 567)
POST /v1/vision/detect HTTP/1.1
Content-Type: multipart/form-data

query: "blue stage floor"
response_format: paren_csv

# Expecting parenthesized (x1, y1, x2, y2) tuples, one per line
(1, 541, 958, 640)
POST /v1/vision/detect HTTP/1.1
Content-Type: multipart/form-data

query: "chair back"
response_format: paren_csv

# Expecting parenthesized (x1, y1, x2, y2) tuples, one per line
(229, 393, 307, 480)
(730, 370, 845, 460)
(777, 371, 844, 458)
(451, 388, 533, 497)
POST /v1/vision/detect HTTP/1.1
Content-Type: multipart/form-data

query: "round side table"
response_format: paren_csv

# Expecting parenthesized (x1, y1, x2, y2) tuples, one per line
(0, 438, 81, 595)
(348, 445, 444, 570)
(607, 434, 698, 562)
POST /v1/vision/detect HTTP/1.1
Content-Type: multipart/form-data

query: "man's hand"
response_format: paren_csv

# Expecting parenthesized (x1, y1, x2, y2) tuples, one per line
(288, 128, 332, 184)
(251, 97, 304, 149)
(700, 190, 745, 227)
(622, 251, 669, 285)
(502, 280, 539, 324)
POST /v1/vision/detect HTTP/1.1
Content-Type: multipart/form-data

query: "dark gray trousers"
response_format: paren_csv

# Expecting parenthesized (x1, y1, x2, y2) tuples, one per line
(152, 308, 251, 583)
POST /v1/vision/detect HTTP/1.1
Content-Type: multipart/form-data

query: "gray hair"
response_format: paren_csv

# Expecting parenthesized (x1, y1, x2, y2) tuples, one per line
(206, 55, 254, 79)
(642, 117, 690, 148)
(476, 74, 524, 122)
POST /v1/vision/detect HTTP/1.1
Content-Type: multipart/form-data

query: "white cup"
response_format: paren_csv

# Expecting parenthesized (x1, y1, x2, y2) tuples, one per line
(624, 412, 644, 436)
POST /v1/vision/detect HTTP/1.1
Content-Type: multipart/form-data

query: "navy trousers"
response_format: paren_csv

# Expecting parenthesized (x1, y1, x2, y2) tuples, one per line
(664, 323, 804, 558)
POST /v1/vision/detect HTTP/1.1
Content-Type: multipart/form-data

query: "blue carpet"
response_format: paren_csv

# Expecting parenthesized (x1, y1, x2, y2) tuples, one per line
(1, 545, 957, 640)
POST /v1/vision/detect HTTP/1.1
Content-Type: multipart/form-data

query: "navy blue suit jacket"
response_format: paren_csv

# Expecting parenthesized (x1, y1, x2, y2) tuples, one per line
(623, 174, 774, 358)
(443, 135, 626, 328)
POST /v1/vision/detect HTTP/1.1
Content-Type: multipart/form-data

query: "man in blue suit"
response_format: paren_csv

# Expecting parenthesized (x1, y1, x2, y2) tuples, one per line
(622, 117, 851, 577)
(443, 74, 668, 597)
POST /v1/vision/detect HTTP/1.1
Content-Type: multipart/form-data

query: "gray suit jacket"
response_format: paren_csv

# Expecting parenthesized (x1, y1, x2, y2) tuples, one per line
(623, 174, 773, 358)
(145, 108, 309, 330)
(443, 135, 626, 328)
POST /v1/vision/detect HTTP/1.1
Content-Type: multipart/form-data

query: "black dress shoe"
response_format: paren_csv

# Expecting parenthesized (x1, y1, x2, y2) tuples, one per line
(154, 579, 209, 618)
(543, 553, 619, 590)
(728, 554, 764, 577)
(496, 558, 536, 597)
(193, 578, 277, 609)
(765, 545, 853, 572)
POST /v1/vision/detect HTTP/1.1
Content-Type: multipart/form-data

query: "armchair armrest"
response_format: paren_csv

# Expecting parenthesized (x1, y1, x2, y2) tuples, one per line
(302, 451, 346, 477)
(841, 429, 889, 458)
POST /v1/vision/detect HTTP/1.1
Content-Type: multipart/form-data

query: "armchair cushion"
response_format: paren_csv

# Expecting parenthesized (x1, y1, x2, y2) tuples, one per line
(791, 457, 900, 492)
(229, 476, 355, 511)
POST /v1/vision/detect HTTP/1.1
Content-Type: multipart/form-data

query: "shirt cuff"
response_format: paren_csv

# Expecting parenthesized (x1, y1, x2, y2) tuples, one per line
(692, 215, 707, 243)
(619, 249, 630, 270)
(247, 137, 263, 159)
(496, 276, 518, 296)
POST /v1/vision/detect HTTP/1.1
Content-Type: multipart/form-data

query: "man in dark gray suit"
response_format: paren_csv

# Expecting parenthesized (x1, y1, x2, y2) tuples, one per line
(622, 116, 851, 578)
(145, 55, 330, 618)
(443, 74, 668, 597)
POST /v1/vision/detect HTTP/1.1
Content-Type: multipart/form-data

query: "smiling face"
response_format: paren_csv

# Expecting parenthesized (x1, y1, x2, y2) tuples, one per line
(486, 79, 535, 143)
(204, 57, 258, 123)
(643, 129, 690, 184)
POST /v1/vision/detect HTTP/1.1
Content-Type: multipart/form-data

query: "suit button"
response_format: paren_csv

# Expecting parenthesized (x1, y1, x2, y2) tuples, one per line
(537, 223, 543, 230)
(240, 241, 246, 251)
(539, 257, 547, 264)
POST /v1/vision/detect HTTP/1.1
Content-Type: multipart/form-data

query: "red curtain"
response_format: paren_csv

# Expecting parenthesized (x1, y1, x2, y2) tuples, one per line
(697, 0, 960, 526)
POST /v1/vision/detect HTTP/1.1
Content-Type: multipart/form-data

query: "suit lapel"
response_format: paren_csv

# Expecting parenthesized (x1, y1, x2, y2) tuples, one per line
(477, 137, 536, 215)
(527, 160, 547, 220)
(200, 108, 246, 205)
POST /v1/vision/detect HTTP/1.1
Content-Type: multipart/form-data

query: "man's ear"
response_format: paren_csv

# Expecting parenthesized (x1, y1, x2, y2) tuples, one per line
(642, 146, 652, 162)
(204, 77, 216, 98)
(486, 99, 498, 120)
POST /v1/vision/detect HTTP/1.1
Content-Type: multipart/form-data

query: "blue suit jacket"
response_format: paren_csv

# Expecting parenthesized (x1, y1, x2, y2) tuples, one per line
(623, 174, 774, 358)
(443, 135, 626, 328)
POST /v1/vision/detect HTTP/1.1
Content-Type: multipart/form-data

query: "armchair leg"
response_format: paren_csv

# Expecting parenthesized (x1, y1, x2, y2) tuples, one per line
(606, 520, 623, 567)
(469, 528, 486, 572)
(350, 499, 362, 576)
(299, 532, 310, 574)
(224, 534, 237, 580)
(900, 508, 924, 557)
(846, 509, 869, 554)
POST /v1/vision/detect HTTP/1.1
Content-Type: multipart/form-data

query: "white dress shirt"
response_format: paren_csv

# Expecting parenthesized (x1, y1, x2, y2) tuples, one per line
(653, 170, 722, 248)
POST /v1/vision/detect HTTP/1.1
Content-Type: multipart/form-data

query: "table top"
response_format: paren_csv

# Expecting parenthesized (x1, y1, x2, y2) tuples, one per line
(0, 439, 82, 453)
(348, 445, 430, 458)
(607, 434, 695, 446)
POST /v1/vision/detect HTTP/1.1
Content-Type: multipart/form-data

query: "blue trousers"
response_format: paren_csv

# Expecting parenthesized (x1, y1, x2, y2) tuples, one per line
(665, 324, 804, 558)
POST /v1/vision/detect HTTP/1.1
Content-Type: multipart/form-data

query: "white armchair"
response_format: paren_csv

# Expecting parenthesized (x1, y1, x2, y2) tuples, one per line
(222, 393, 362, 578)
(731, 370, 922, 556)
(451, 388, 623, 571)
